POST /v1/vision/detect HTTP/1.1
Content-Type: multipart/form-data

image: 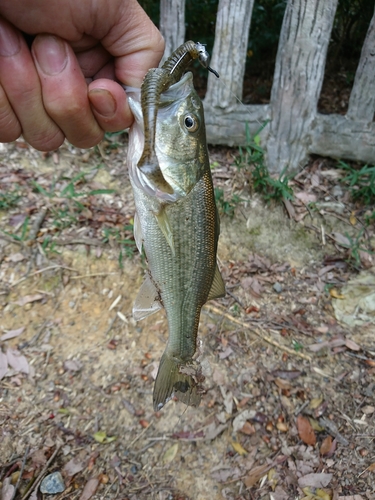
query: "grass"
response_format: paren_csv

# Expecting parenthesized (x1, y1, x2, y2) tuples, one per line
(102, 225, 137, 267)
(337, 160, 375, 268)
(0, 189, 21, 209)
(235, 122, 294, 203)
(339, 160, 375, 205)
(214, 188, 242, 218)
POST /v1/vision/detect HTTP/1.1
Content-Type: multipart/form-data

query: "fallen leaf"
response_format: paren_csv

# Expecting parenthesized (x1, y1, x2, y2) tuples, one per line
(15, 293, 45, 306)
(7, 252, 25, 262)
(63, 454, 88, 476)
(368, 462, 375, 472)
(204, 422, 227, 440)
(92, 431, 116, 444)
(345, 339, 360, 351)
(295, 192, 317, 204)
(350, 212, 357, 225)
(232, 409, 256, 432)
(243, 463, 271, 488)
(1, 478, 15, 500)
(320, 436, 333, 456)
(330, 288, 344, 299)
(297, 415, 316, 446)
(6, 348, 29, 374)
(162, 443, 178, 464)
(276, 421, 288, 432)
(0, 327, 25, 341)
(274, 378, 292, 390)
(231, 441, 247, 456)
(240, 421, 256, 435)
(0, 350, 8, 379)
(79, 478, 99, 500)
(271, 369, 302, 380)
(309, 397, 324, 409)
(298, 472, 333, 488)
(63, 359, 83, 372)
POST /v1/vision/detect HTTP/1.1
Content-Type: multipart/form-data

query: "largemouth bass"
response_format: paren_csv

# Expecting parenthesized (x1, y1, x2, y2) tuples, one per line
(126, 43, 225, 411)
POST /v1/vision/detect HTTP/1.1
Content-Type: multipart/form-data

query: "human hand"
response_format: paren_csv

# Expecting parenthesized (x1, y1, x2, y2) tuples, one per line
(0, 0, 164, 150)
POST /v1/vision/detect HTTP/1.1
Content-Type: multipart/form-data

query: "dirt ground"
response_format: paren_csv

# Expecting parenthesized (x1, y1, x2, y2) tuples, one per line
(0, 135, 374, 500)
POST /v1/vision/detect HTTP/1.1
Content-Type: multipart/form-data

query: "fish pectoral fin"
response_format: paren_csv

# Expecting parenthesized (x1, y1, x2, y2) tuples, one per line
(133, 211, 143, 254)
(153, 352, 202, 411)
(133, 275, 162, 321)
(155, 207, 175, 256)
(207, 263, 226, 301)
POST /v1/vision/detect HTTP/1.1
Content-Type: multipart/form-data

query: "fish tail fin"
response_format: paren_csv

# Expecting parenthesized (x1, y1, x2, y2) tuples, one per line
(153, 352, 201, 411)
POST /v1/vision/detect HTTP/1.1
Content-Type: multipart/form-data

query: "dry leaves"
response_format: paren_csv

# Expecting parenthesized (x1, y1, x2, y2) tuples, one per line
(79, 478, 99, 500)
(243, 463, 272, 488)
(297, 415, 316, 446)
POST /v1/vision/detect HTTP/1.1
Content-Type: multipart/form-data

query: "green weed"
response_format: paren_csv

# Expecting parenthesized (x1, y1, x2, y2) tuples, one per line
(340, 229, 373, 270)
(339, 160, 375, 205)
(235, 122, 294, 204)
(0, 189, 21, 209)
(102, 225, 136, 266)
(214, 188, 242, 218)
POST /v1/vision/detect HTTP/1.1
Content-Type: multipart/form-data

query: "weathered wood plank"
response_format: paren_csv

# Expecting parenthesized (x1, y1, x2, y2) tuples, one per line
(310, 114, 375, 164)
(204, 104, 270, 147)
(265, 0, 338, 173)
(205, 0, 254, 110)
(347, 5, 375, 122)
(159, 0, 186, 62)
(204, 106, 375, 167)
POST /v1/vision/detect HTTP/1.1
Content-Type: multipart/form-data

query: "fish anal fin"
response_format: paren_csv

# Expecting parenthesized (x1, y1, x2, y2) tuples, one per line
(133, 275, 162, 321)
(153, 353, 201, 411)
(207, 263, 226, 301)
(155, 207, 175, 256)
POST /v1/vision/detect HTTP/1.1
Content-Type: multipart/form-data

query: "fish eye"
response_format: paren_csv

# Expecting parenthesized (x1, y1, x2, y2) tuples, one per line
(183, 114, 199, 132)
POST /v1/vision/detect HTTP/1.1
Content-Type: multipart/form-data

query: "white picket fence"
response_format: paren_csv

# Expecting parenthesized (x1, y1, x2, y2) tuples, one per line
(159, 0, 375, 173)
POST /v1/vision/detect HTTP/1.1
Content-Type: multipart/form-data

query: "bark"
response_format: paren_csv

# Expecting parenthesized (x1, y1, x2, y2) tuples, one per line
(265, 0, 339, 173)
(159, 0, 186, 63)
(205, 0, 254, 110)
(347, 5, 375, 122)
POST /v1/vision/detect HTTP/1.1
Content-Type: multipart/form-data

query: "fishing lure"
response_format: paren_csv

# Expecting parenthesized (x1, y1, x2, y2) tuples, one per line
(137, 41, 219, 198)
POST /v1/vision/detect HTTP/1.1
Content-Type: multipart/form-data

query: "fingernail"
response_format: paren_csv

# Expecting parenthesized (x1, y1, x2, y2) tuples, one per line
(89, 89, 117, 117)
(0, 18, 21, 56)
(33, 35, 67, 75)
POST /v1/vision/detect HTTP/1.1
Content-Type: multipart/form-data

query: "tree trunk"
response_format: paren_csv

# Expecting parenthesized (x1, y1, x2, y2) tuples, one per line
(159, 0, 186, 63)
(265, 0, 339, 173)
(205, 0, 254, 110)
(347, 5, 375, 122)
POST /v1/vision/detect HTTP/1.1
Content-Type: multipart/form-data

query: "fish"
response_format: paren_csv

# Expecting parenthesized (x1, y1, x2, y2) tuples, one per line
(126, 42, 225, 411)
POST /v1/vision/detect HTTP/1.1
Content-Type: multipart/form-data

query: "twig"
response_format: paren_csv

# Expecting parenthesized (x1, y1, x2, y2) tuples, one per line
(70, 272, 117, 280)
(21, 445, 61, 500)
(204, 304, 312, 361)
(226, 290, 246, 309)
(28, 208, 47, 241)
(52, 237, 104, 246)
(10, 445, 29, 500)
(10, 264, 77, 288)
(104, 315, 118, 337)
(129, 419, 153, 448)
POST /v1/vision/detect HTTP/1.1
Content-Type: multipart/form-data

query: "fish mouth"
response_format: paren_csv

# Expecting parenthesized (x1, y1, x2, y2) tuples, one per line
(128, 72, 196, 203)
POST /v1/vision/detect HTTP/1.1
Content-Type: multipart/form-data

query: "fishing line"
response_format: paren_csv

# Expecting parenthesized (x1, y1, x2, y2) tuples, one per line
(211, 76, 265, 129)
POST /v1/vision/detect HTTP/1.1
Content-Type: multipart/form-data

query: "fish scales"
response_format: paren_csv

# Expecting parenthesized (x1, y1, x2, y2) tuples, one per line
(134, 172, 217, 357)
(127, 44, 225, 411)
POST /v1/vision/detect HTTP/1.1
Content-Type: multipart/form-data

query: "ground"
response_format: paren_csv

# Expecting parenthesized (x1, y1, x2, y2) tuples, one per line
(0, 135, 374, 500)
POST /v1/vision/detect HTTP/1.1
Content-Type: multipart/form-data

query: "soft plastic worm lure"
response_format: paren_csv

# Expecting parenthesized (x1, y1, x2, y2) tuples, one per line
(137, 41, 219, 195)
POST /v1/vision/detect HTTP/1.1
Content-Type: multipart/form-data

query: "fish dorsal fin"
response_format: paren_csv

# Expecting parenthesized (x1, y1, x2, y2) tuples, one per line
(207, 264, 226, 301)
(133, 211, 143, 254)
(155, 207, 175, 256)
(133, 274, 162, 321)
